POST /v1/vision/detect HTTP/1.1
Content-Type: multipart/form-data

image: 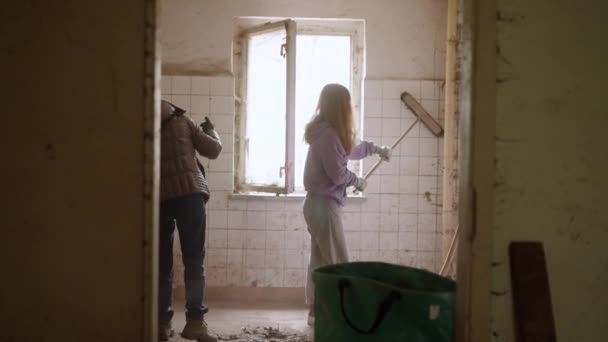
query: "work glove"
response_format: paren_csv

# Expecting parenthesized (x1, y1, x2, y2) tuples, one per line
(374, 145, 391, 162)
(200, 116, 215, 131)
(353, 177, 367, 192)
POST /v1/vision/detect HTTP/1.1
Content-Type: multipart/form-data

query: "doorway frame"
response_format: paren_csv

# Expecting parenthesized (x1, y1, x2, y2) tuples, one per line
(142, 1, 497, 341)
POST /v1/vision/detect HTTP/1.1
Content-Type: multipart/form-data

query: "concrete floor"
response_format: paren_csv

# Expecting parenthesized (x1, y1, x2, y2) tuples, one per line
(170, 299, 312, 341)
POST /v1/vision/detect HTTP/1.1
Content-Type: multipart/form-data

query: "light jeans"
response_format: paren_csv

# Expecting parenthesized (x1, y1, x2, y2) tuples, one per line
(304, 194, 349, 305)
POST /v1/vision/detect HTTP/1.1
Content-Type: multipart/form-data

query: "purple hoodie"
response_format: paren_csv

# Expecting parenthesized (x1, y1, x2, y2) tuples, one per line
(303, 121, 376, 206)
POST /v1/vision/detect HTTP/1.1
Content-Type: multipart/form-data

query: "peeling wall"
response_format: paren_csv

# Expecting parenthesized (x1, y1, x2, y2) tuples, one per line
(160, 0, 447, 79)
(0, 1, 149, 341)
(493, 0, 608, 340)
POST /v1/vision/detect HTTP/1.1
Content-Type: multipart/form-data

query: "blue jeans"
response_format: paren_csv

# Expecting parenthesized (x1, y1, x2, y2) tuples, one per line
(159, 193, 208, 322)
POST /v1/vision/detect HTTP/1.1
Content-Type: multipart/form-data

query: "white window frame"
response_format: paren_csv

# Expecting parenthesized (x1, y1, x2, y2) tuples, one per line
(233, 17, 365, 195)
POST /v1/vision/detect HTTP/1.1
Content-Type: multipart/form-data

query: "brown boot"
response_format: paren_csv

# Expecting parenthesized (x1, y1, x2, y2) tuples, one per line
(158, 320, 174, 341)
(181, 319, 217, 342)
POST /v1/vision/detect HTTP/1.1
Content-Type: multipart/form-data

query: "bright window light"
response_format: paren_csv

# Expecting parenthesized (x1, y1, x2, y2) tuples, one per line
(294, 35, 352, 190)
(245, 29, 287, 186)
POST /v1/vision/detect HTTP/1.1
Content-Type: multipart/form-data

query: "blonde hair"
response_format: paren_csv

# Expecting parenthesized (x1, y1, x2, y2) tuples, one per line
(304, 84, 356, 154)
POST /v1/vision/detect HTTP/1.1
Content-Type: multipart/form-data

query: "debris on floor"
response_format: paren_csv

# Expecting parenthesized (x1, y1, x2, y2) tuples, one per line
(216, 326, 312, 342)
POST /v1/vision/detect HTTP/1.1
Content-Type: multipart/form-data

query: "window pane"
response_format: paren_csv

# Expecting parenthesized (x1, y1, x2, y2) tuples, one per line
(245, 29, 287, 186)
(295, 35, 352, 190)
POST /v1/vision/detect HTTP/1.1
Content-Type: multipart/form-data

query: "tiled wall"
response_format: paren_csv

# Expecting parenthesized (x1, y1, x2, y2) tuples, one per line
(161, 76, 444, 288)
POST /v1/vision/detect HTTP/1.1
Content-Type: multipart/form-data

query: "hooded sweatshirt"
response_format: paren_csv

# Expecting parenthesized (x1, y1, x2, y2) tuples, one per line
(303, 121, 376, 206)
(160, 107, 222, 202)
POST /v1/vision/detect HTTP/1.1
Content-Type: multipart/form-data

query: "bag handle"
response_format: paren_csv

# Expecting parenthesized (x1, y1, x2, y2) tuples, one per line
(338, 279, 401, 335)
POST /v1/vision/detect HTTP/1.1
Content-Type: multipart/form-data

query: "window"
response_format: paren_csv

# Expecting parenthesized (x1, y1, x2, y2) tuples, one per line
(234, 18, 365, 195)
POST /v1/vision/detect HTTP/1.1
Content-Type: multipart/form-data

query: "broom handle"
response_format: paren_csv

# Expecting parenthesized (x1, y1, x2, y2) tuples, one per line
(363, 118, 419, 180)
(439, 224, 460, 276)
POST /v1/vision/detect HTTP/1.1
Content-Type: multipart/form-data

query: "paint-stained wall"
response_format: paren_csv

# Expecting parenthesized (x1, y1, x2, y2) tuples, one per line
(493, 0, 608, 340)
(0, 1, 150, 341)
(160, 0, 446, 79)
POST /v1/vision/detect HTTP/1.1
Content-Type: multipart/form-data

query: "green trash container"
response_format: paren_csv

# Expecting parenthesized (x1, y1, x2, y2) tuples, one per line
(312, 262, 456, 342)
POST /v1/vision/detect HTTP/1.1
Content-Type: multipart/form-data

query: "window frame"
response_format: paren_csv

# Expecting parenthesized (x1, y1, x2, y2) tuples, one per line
(233, 17, 365, 195)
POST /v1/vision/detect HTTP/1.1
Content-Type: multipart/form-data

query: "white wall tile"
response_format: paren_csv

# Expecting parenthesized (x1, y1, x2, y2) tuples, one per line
(420, 80, 437, 100)
(191, 76, 210, 95)
(360, 232, 379, 250)
(362, 194, 380, 213)
(399, 194, 418, 213)
(264, 268, 284, 287)
(399, 213, 418, 231)
(228, 230, 246, 249)
(364, 80, 382, 99)
(227, 249, 243, 266)
(379, 232, 399, 251)
(418, 214, 437, 233)
(266, 211, 286, 230)
(285, 250, 306, 268)
(363, 117, 382, 137)
(228, 198, 247, 211)
(208, 228, 228, 248)
(364, 99, 382, 118)
(265, 249, 285, 269)
(342, 212, 361, 232)
(226, 264, 243, 286)
(361, 213, 380, 231)
(207, 248, 227, 268)
(380, 194, 400, 214)
(245, 230, 266, 249)
(418, 195, 438, 214)
(228, 211, 246, 229)
(417, 251, 435, 271)
(382, 99, 401, 118)
(161, 76, 172, 95)
(285, 231, 304, 250)
(284, 269, 305, 287)
(209, 209, 228, 229)
(380, 212, 399, 232)
(398, 231, 417, 251)
(400, 176, 418, 194)
(207, 267, 227, 287)
(285, 212, 305, 230)
(417, 232, 436, 252)
(419, 176, 439, 195)
(380, 175, 400, 193)
(191, 95, 209, 115)
(400, 156, 419, 176)
(265, 198, 285, 211)
(247, 199, 266, 211)
(246, 211, 266, 230)
(399, 137, 419, 157)
(210, 77, 234, 96)
(345, 232, 362, 251)
(399, 250, 417, 266)
(382, 80, 402, 99)
(381, 118, 402, 137)
(244, 249, 265, 267)
(243, 267, 264, 287)
(420, 138, 439, 157)
(172, 76, 191, 95)
(419, 157, 439, 176)
(210, 96, 234, 114)
(266, 230, 285, 250)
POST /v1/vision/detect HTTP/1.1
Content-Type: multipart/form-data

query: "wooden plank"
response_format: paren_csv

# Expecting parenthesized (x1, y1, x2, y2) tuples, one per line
(509, 241, 557, 342)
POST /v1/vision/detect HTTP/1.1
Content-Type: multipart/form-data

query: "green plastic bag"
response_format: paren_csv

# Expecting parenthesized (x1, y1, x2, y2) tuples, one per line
(312, 262, 456, 342)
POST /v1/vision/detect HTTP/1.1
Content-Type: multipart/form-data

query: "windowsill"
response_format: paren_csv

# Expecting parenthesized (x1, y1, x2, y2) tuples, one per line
(228, 191, 368, 202)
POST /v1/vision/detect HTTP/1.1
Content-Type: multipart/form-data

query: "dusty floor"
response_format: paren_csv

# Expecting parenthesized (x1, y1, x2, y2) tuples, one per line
(170, 300, 312, 341)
